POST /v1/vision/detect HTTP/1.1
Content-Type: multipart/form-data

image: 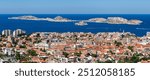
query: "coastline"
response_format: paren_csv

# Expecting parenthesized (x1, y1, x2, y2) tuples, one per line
(0, 14, 149, 37)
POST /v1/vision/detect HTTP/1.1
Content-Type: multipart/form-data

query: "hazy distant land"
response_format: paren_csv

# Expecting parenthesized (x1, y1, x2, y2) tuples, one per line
(8, 15, 143, 26)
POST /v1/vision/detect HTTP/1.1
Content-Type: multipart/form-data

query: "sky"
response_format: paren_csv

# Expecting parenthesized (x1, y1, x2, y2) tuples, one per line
(0, 0, 150, 14)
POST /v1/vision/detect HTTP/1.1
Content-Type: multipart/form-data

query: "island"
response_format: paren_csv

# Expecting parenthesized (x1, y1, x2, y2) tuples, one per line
(88, 17, 143, 25)
(88, 18, 107, 23)
(75, 21, 88, 26)
(8, 16, 41, 20)
(53, 16, 73, 22)
(8, 16, 75, 22)
(8, 16, 143, 25)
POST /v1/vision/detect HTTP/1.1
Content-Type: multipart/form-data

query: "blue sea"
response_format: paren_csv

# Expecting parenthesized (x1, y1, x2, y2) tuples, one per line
(0, 14, 150, 37)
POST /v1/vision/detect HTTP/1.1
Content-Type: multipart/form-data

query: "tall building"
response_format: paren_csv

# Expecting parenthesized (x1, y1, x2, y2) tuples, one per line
(13, 29, 26, 37)
(2, 29, 12, 36)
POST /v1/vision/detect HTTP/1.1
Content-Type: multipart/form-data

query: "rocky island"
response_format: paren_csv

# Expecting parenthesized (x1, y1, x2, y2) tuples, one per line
(53, 16, 73, 22)
(8, 16, 41, 20)
(8, 16, 143, 25)
(8, 16, 75, 22)
(88, 17, 143, 25)
(75, 21, 88, 26)
(88, 18, 107, 23)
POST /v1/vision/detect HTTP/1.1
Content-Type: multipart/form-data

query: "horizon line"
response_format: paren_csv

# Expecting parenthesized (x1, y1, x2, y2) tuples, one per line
(0, 13, 150, 15)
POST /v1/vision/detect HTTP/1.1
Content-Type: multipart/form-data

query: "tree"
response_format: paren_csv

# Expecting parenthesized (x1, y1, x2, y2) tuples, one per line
(91, 54, 98, 58)
(109, 50, 115, 55)
(20, 45, 27, 48)
(0, 53, 5, 59)
(27, 50, 38, 56)
(114, 41, 122, 47)
(63, 52, 69, 58)
(74, 51, 82, 57)
(41, 48, 46, 52)
(16, 53, 31, 62)
(124, 57, 130, 63)
(15, 52, 21, 60)
(130, 53, 140, 63)
(128, 46, 134, 52)
(124, 52, 129, 55)
(118, 59, 124, 63)
(140, 57, 149, 61)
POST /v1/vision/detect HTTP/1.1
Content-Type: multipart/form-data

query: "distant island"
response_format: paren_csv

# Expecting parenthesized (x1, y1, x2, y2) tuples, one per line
(8, 16, 75, 22)
(8, 15, 143, 25)
(75, 21, 88, 26)
(88, 17, 143, 25)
